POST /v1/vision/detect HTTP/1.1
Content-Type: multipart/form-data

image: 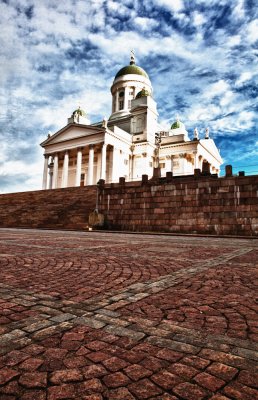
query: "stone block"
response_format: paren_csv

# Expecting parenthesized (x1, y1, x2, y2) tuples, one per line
(141, 174, 148, 185)
(119, 177, 125, 185)
(225, 165, 233, 177)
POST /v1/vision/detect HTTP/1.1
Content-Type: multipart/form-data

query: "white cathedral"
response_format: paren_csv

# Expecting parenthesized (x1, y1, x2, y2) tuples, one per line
(41, 53, 222, 189)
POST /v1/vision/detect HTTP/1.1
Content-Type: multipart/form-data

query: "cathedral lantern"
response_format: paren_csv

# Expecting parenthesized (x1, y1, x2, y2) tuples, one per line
(110, 52, 153, 120)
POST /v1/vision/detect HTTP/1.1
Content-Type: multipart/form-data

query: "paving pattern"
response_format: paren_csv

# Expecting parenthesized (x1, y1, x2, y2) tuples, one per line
(0, 228, 257, 400)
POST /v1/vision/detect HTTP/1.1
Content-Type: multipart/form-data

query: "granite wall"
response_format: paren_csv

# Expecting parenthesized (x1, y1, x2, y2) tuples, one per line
(98, 173, 258, 236)
(0, 186, 97, 230)
(0, 172, 257, 236)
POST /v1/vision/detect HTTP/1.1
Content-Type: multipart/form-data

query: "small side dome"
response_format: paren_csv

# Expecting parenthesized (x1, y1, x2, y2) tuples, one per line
(171, 118, 184, 129)
(72, 106, 86, 118)
(136, 88, 151, 99)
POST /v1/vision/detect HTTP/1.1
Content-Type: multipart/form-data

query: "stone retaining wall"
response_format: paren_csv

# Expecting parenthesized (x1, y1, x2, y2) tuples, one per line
(0, 186, 97, 230)
(98, 174, 258, 236)
(0, 173, 257, 236)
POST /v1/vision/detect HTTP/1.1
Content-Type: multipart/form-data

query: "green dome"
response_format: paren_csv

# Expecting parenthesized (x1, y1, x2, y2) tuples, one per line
(115, 64, 149, 79)
(136, 88, 151, 98)
(72, 107, 86, 117)
(171, 119, 182, 129)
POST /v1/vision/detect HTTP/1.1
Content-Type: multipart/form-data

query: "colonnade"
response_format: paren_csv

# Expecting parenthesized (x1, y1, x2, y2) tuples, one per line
(160, 152, 217, 175)
(42, 143, 108, 190)
(42, 147, 219, 190)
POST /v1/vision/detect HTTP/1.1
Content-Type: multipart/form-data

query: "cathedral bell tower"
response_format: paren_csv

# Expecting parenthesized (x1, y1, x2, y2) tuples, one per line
(109, 52, 153, 121)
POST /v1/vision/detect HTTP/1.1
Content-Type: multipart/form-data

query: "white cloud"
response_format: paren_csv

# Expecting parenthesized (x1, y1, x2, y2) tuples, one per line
(246, 19, 258, 44)
(236, 110, 256, 129)
(220, 91, 234, 107)
(134, 17, 159, 30)
(35, 85, 111, 130)
(227, 35, 241, 47)
(87, 30, 211, 65)
(235, 71, 253, 87)
(192, 11, 206, 26)
(203, 80, 229, 100)
(209, 110, 255, 134)
(156, 0, 184, 13)
(231, 0, 245, 20)
(0, 160, 42, 178)
(188, 105, 221, 123)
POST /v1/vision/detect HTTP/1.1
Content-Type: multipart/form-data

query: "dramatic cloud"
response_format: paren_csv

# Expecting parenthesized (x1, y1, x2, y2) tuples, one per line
(0, 0, 257, 193)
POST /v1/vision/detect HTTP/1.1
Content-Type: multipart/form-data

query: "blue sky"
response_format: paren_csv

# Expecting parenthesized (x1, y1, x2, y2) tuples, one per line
(0, 0, 257, 193)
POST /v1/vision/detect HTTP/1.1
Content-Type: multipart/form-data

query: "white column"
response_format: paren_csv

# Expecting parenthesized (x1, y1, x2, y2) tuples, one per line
(61, 151, 69, 188)
(48, 158, 53, 189)
(124, 86, 129, 111)
(129, 155, 133, 180)
(170, 156, 174, 173)
(97, 149, 102, 182)
(42, 155, 49, 190)
(164, 155, 170, 173)
(111, 147, 120, 182)
(101, 143, 107, 180)
(112, 95, 115, 113)
(75, 148, 83, 186)
(178, 153, 183, 175)
(115, 90, 119, 112)
(49, 171, 53, 189)
(193, 151, 198, 169)
(87, 145, 94, 185)
(52, 153, 59, 189)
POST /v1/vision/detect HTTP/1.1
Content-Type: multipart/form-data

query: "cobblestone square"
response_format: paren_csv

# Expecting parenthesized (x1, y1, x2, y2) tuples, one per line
(0, 228, 257, 399)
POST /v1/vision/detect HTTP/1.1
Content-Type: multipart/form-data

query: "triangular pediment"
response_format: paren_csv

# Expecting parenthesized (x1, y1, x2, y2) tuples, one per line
(41, 123, 105, 147)
(199, 139, 223, 163)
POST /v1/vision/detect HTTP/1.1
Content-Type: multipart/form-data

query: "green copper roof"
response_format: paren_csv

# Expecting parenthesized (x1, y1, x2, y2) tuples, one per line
(136, 88, 151, 98)
(72, 107, 86, 117)
(171, 120, 181, 129)
(115, 64, 149, 79)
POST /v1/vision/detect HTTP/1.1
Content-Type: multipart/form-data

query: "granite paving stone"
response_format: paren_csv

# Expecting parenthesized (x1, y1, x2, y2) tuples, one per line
(0, 228, 257, 399)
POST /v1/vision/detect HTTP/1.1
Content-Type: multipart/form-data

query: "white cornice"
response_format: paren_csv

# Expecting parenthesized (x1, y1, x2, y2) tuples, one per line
(199, 139, 223, 164)
(43, 132, 105, 154)
(105, 129, 131, 146)
(40, 123, 105, 147)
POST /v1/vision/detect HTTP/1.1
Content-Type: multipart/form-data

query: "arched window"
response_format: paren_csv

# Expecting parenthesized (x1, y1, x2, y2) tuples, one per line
(119, 91, 124, 110)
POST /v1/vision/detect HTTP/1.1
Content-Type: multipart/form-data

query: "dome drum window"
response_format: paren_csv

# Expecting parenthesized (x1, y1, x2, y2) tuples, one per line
(110, 55, 152, 118)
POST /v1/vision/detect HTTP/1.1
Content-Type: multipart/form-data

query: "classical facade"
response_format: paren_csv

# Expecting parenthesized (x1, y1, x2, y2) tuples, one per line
(41, 54, 222, 189)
